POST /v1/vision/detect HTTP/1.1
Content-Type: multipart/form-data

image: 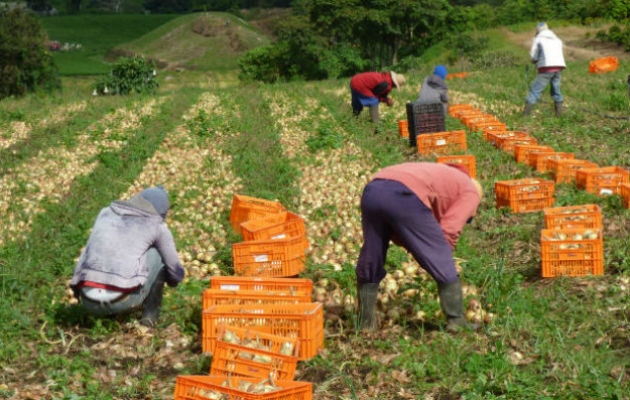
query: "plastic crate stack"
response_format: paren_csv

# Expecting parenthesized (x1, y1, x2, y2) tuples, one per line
(174, 195, 322, 400)
(541, 205, 604, 277)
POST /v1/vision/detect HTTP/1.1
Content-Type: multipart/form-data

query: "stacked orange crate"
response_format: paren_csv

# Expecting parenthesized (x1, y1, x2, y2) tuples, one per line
(548, 159, 598, 184)
(513, 144, 554, 164)
(436, 154, 476, 178)
(544, 204, 602, 230)
(540, 228, 603, 277)
(417, 130, 466, 155)
(229, 194, 285, 234)
(495, 178, 555, 213)
(576, 166, 630, 196)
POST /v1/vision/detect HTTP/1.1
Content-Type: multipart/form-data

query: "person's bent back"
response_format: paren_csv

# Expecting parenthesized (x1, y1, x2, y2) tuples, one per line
(70, 185, 185, 327)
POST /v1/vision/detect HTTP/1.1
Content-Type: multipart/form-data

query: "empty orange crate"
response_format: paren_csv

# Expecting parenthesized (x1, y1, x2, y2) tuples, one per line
(229, 194, 285, 234)
(233, 235, 307, 277)
(417, 130, 466, 155)
(448, 104, 474, 117)
(398, 120, 409, 138)
(241, 211, 309, 250)
(203, 289, 312, 310)
(544, 204, 602, 230)
(436, 154, 476, 178)
(174, 376, 312, 400)
(548, 159, 598, 184)
(514, 144, 554, 164)
(495, 178, 555, 213)
(210, 340, 299, 381)
(541, 228, 603, 277)
(203, 325, 300, 357)
(209, 276, 313, 296)
(536, 152, 575, 172)
(203, 303, 324, 360)
(576, 166, 630, 196)
(621, 183, 630, 208)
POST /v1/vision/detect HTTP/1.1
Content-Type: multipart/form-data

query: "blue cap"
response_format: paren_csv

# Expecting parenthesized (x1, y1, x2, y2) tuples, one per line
(433, 65, 447, 80)
(536, 22, 548, 34)
(140, 185, 169, 219)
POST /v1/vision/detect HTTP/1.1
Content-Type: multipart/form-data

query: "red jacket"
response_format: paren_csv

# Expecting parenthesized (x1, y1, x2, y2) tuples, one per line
(350, 72, 394, 101)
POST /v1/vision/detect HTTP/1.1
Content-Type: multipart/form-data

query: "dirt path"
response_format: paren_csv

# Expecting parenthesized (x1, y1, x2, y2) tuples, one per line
(500, 25, 629, 62)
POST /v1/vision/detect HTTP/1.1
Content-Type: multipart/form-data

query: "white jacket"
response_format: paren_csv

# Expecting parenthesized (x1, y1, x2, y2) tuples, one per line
(530, 29, 566, 69)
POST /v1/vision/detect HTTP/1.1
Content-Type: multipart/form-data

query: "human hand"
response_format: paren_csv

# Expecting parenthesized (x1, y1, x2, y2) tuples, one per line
(386, 97, 394, 107)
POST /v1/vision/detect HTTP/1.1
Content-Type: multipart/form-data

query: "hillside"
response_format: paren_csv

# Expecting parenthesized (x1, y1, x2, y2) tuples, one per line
(111, 12, 271, 71)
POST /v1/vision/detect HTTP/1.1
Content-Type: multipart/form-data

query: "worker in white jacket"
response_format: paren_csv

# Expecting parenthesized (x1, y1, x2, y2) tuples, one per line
(523, 22, 566, 117)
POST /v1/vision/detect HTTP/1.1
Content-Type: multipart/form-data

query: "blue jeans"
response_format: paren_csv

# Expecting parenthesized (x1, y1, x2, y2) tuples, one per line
(351, 87, 379, 116)
(80, 248, 165, 316)
(526, 71, 563, 104)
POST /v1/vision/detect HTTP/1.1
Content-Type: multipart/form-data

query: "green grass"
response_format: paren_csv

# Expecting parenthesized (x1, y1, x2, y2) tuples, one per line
(39, 14, 178, 75)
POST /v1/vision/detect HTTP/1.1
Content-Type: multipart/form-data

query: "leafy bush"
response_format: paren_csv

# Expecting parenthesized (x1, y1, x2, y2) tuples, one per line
(94, 56, 158, 96)
(596, 25, 630, 51)
(306, 121, 344, 153)
(0, 7, 59, 99)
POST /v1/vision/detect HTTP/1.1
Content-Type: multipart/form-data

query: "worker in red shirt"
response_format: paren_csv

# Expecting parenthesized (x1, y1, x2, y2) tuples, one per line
(355, 162, 483, 332)
(350, 71, 405, 124)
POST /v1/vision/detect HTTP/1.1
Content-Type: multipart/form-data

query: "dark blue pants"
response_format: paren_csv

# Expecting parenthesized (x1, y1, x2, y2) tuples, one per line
(356, 179, 459, 285)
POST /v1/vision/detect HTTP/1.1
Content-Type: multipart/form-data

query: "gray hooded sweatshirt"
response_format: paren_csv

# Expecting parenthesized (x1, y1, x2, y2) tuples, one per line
(415, 74, 449, 114)
(70, 196, 185, 290)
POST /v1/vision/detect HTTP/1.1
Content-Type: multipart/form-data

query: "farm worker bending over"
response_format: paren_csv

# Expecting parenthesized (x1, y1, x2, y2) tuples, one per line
(355, 163, 482, 332)
(350, 71, 405, 124)
(523, 22, 566, 117)
(70, 185, 185, 327)
(415, 65, 449, 115)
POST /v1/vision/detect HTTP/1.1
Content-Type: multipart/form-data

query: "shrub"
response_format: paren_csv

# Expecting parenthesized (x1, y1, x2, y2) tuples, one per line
(0, 7, 59, 99)
(94, 56, 158, 96)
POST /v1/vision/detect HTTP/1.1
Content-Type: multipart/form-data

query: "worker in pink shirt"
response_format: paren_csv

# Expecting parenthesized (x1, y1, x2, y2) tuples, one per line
(355, 162, 483, 332)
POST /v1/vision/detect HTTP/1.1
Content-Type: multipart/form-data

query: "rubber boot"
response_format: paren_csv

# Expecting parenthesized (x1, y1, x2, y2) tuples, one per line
(357, 282, 379, 330)
(369, 104, 380, 124)
(522, 102, 534, 116)
(554, 101, 563, 117)
(140, 269, 166, 327)
(438, 279, 478, 332)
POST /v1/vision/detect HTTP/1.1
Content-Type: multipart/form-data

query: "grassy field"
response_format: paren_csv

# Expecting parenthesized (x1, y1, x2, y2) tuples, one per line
(1, 20, 629, 399)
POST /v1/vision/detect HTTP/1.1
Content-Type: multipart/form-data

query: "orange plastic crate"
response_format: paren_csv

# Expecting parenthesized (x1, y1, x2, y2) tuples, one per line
(452, 109, 483, 119)
(203, 303, 324, 360)
(203, 325, 300, 357)
(621, 183, 630, 208)
(513, 144, 554, 164)
(589, 57, 619, 74)
(233, 235, 307, 277)
(461, 114, 493, 127)
(210, 340, 299, 381)
(536, 152, 575, 172)
(398, 120, 409, 138)
(436, 154, 476, 178)
(241, 211, 309, 250)
(548, 159, 598, 184)
(541, 228, 603, 277)
(174, 376, 312, 400)
(481, 126, 507, 141)
(488, 130, 530, 145)
(203, 289, 312, 310)
(470, 120, 505, 132)
(497, 136, 538, 152)
(209, 276, 313, 296)
(446, 72, 470, 79)
(576, 166, 630, 196)
(495, 178, 555, 213)
(229, 194, 285, 234)
(544, 204, 602, 230)
(417, 130, 466, 155)
(448, 104, 474, 117)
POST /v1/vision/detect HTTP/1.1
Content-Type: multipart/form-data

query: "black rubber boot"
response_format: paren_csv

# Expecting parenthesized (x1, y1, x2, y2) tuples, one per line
(554, 101, 563, 117)
(522, 102, 534, 116)
(438, 279, 478, 332)
(140, 269, 166, 327)
(357, 282, 379, 331)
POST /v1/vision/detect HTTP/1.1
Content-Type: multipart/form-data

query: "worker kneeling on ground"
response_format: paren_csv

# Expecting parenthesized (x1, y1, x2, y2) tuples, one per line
(70, 185, 185, 327)
(355, 163, 482, 332)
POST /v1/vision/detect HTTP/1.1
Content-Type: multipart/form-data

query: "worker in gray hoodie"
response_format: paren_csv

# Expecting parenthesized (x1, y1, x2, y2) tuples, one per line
(70, 185, 185, 327)
(415, 65, 449, 115)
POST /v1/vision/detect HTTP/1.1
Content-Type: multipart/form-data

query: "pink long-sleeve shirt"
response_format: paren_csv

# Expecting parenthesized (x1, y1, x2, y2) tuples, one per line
(373, 162, 480, 249)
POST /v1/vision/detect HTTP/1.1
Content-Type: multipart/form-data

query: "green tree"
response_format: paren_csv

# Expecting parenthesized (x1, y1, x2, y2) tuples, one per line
(0, 7, 59, 99)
